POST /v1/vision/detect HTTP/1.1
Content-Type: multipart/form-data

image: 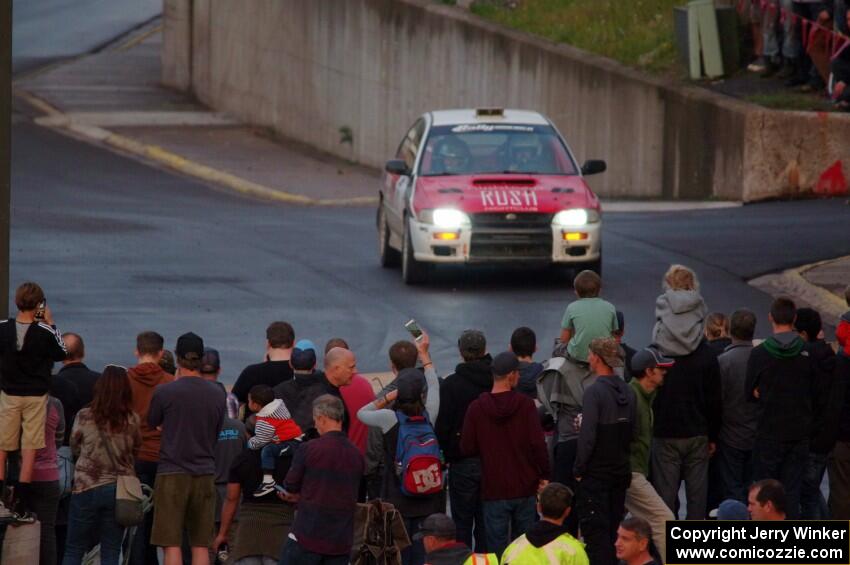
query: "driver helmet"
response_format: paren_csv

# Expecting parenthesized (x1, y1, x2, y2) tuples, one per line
(435, 137, 471, 172)
(509, 134, 541, 165)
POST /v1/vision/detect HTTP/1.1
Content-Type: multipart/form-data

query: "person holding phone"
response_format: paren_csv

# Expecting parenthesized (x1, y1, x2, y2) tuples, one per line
(0, 281, 68, 521)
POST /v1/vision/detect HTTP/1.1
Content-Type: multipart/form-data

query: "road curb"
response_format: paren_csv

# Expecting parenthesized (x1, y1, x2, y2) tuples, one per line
(749, 256, 849, 326)
(13, 89, 378, 207)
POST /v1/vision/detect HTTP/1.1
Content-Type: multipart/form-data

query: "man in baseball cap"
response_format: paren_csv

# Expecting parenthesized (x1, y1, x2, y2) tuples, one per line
(624, 346, 675, 562)
(435, 329, 492, 551)
(574, 337, 636, 565)
(148, 332, 226, 563)
(415, 513, 497, 564)
(273, 339, 325, 431)
(175, 331, 204, 363)
(587, 336, 624, 369)
(460, 351, 550, 556)
(290, 339, 317, 372)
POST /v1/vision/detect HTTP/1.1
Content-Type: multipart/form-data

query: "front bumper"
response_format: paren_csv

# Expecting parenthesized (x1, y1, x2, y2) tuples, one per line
(409, 215, 601, 264)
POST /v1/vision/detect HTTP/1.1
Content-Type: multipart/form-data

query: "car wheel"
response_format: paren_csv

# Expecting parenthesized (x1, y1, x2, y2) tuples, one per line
(377, 205, 400, 268)
(402, 219, 428, 285)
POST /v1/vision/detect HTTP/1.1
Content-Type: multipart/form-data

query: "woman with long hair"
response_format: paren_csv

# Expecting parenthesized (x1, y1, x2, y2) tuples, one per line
(357, 333, 443, 565)
(62, 365, 141, 565)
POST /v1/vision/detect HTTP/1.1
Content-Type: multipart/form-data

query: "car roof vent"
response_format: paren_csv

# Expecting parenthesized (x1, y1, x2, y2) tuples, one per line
(475, 108, 504, 118)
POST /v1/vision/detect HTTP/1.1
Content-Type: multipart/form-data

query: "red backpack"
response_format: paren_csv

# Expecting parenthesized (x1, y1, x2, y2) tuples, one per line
(394, 411, 444, 496)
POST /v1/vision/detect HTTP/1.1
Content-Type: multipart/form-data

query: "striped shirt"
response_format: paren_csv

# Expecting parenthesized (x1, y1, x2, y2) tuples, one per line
(248, 398, 302, 449)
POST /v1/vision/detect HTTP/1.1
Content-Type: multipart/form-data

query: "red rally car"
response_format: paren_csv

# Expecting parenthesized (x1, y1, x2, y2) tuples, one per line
(377, 108, 607, 284)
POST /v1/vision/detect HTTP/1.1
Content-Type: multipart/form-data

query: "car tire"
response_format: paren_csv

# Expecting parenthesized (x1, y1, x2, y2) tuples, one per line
(402, 219, 428, 285)
(377, 205, 400, 268)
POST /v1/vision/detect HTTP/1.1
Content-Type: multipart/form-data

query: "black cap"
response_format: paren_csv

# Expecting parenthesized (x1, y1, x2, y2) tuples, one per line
(631, 346, 675, 374)
(200, 348, 220, 374)
(492, 351, 519, 377)
(458, 329, 486, 357)
(412, 513, 456, 541)
(175, 332, 204, 361)
(396, 368, 425, 403)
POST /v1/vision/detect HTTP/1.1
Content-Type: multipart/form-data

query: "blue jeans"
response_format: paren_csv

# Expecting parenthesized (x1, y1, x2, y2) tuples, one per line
(763, 0, 801, 58)
(752, 437, 808, 519)
(716, 442, 753, 503)
(800, 451, 829, 519)
(448, 458, 487, 552)
(62, 483, 125, 565)
(261, 441, 298, 471)
(482, 496, 536, 558)
(278, 537, 348, 565)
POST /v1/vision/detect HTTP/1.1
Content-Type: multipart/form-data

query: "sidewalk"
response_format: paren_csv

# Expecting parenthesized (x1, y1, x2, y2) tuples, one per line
(750, 255, 849, 332)
(13, 21, 380, 206)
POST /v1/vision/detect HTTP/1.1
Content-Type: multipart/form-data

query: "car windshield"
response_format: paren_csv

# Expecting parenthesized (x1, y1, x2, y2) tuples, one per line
(418, 124, 578, 176)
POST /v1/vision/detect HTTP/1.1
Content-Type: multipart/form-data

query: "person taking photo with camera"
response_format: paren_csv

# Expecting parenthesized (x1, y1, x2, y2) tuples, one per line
(0, 281, 68, 521)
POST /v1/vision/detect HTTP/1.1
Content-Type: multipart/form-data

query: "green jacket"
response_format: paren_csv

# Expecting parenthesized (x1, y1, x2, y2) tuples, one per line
(501, 532, 588, 565)
(629, 378, 656, 477)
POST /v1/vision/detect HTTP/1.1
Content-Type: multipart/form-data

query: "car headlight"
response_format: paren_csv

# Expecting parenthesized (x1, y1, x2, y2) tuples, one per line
(552, 208, 600, 226)
(418, 208, 470, 229)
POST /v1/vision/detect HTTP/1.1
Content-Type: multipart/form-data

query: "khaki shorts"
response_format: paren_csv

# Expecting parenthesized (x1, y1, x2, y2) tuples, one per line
(0, 393, 47, 451)
(151, 473, 216, 548)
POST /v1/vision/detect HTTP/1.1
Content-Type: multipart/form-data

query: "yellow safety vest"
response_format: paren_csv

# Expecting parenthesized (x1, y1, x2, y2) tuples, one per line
(464, 553, 499, 565)
(500, 533, 589, 565)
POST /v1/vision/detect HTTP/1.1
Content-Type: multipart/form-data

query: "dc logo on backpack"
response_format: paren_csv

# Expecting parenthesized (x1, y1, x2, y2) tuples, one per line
(395, 411, 444, 497)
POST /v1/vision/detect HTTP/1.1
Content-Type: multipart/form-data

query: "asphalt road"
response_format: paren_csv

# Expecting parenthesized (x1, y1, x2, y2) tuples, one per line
(12, 122, 850, 381)
(12, 0, 160, 73)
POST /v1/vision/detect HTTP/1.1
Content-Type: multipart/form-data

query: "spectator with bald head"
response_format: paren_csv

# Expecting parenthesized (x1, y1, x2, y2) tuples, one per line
(331, 338, 376, 456)
(55, 332, 101, 408)
(323, 346, 358, 432)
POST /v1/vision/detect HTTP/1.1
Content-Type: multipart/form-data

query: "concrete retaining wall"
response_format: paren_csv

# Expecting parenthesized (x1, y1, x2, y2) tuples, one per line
(163, 0, 850, 201)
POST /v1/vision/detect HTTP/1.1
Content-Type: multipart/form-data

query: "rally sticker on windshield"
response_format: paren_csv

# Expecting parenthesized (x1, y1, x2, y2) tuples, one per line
(479, 189, 539, 211)
(451, 124, 536, 133)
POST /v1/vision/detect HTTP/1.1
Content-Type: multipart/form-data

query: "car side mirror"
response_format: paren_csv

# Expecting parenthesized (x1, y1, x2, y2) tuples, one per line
(581, 160, 607, 176)
(385, 159, 411, 176)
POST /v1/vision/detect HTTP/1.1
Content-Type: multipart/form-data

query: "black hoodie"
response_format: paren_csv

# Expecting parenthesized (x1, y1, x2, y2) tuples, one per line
(525, 520, 571, 548)
(273, 371, 327, 431)
(574, 374, 636, 481)
(746, 332, 817, 442)
(435, 356, 493, 463)
(806, 340, 840, 453)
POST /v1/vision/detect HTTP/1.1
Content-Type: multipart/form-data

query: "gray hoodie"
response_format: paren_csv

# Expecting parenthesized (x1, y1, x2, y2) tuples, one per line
(537, 356, 597, 443)
(652, 290, 708, 357)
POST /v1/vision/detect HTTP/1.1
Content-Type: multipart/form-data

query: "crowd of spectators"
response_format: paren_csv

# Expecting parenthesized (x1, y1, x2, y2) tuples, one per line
(0, 273, 848, 565)
(737, 0, 850, 110)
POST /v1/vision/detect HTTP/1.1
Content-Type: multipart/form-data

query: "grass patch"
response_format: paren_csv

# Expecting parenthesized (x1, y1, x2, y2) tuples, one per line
(471, 0, 689, 72)
(744, 92, 834, 112)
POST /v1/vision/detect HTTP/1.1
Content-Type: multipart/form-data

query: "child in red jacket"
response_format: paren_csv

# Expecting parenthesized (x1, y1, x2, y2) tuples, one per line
(247, 384, 302, 497)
